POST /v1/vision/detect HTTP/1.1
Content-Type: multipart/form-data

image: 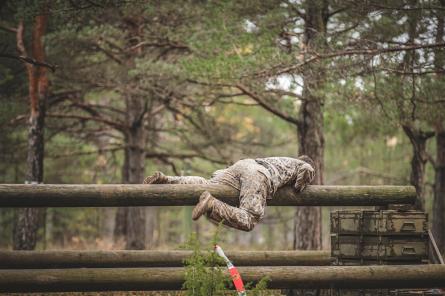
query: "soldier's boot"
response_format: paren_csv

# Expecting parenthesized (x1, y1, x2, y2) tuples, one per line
(143, 171, 169, 184)
(192, 191, 215, 220)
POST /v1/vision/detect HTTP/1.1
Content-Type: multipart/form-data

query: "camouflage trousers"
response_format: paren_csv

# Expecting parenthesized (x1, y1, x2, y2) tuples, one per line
(161, 171, 269, 232)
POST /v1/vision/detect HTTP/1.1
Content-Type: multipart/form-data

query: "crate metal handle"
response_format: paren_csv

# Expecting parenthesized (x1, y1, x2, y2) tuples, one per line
(402, 246, 417, 255)
(400, 221, 416, 232)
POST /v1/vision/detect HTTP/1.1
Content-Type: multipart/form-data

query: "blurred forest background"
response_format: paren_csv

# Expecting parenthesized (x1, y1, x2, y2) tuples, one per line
(0, 0, 444, 257)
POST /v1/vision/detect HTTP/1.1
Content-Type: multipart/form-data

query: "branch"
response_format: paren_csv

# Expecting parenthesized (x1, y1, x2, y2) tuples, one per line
(265, 88, 304, 100)
(93, 43, 123, 65)
(47, 113, 127, 132)
(369, 3, 445, 11)
(426, 152, 437, 169)
(48, 147, 123, 159)
(128, 40, 189, 52)
(69, 100, 126, 116)
(145, 151, 226, 165)
(0, 53, 57, 72)
(157, 157, 180, 175)
(186, 79, 302, 127)
(327, 6, 349, 18)
(0, 23, 17, 33)
(235, 83, 301, 127)
(134, 99, 149, 127)
(268, 42, 445, 76)
(380, 67, 445, 76)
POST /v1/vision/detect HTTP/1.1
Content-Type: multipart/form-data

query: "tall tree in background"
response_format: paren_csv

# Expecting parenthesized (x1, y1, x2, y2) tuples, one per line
(114, 15, 148, 250)
(293, 0, 328, 250)
(13, 8, 49, 250)
(46, 3, 231, 248)
(399, 1, 433, 211)
(358, 1, 445, 251)
(432, 0, 445, 254)
(334, 1, 445, 251)
(1, 0, 444, 252)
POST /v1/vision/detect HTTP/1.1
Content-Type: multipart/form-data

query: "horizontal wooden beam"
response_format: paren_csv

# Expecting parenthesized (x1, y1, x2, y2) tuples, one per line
(0, 184, 416, 207)
(0, 250, 332, 268)
(0, 265, 443, 292)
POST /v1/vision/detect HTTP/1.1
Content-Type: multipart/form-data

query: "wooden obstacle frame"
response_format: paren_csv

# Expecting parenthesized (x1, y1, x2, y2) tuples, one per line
(0, 183, 443, 292)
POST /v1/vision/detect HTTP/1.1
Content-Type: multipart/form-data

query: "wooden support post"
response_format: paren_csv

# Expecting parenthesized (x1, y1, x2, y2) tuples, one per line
(0, 184, 416, 207)
(0, 250, 332, 268)
(0, 265, 443, 292)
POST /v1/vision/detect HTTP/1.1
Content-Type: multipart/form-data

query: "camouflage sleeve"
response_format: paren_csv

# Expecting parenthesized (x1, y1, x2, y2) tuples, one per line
(294, 162, 315, 192)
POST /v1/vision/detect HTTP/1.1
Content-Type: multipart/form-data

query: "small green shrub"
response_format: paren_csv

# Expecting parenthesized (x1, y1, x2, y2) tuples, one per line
(182, 231, 230, 296)
(182, 226, 269, 296)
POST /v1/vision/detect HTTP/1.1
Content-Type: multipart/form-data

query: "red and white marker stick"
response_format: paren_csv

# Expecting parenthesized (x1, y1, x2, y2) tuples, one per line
(214, 244, 247, 296)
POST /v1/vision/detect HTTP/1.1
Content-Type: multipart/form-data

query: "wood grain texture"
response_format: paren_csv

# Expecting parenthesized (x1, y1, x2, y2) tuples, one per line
(0, 250, 332, 268)
(0, 265, 443, 292)
(0, 184, 416, 207)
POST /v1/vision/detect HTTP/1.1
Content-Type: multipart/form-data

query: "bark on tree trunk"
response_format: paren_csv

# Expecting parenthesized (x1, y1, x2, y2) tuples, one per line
(118, 96, 147, 250)
(432, 0, 445, 255)
(113, 149, 129, 243)
(145, 207, 157, 248)
(13, 104, 45, 249)
(101, 208, 116, 246)
(13, 13, 48, 250)
(402, 126, 432, 211)
(293, 0, 327, 251)
(295, 99, 324, 250)
(113, 15, 153, 249)
(433, 131, 445, 254)
(113, 207, 127, 243)
(397, 1, 431, 212)
(287, 2, 327, 295)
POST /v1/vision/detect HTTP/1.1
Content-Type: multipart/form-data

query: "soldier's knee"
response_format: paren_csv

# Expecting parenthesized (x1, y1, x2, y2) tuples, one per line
(241, 204, 264, 221)
(239, 213, 259, 232)
(240, 222, 255, 232)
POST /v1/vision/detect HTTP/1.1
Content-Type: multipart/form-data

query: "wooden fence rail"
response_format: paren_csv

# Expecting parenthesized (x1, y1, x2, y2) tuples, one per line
(0, 184, 416, 207)
(0, 250, 332, 268)
(0, 265, 443, 292)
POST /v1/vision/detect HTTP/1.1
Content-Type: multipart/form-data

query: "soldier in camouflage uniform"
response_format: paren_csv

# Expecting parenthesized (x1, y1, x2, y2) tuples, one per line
(144, 156, 315, 231)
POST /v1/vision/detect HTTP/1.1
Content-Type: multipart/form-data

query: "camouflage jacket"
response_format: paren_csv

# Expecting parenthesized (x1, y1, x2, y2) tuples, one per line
(211, 157, 315, 197)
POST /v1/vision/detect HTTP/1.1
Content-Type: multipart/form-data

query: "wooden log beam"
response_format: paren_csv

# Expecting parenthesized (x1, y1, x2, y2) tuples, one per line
(0, 184, 416, 207)
(0, 265, 443, 292)
(0, 250, 332, 268)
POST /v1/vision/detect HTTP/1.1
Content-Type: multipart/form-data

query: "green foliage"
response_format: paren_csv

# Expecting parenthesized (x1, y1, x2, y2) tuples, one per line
(245, 276, 270, 296)
(2, 0, 442, 252)
(182, 227, 269, 295)
(180, 1, 285, 81)
(182, 231, 231, 296)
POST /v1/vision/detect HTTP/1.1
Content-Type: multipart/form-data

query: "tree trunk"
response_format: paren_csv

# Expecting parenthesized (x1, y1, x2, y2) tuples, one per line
(13, 13, 48, 250)
(123, 96, 147, 250)
(433, 131, 445, 254)
(295, 99, 324, 250)
(101, 208, 115, 246)
(113, 149, 129, 243)
(293, 0, 327, 251)
(402, 126, 432, 210)
(432, 0, 445, 255)
(287, 2, 327, 295)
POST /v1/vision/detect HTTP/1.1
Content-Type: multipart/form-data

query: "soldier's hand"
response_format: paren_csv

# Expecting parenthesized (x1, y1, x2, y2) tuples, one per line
(294, 184, 307, 193)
